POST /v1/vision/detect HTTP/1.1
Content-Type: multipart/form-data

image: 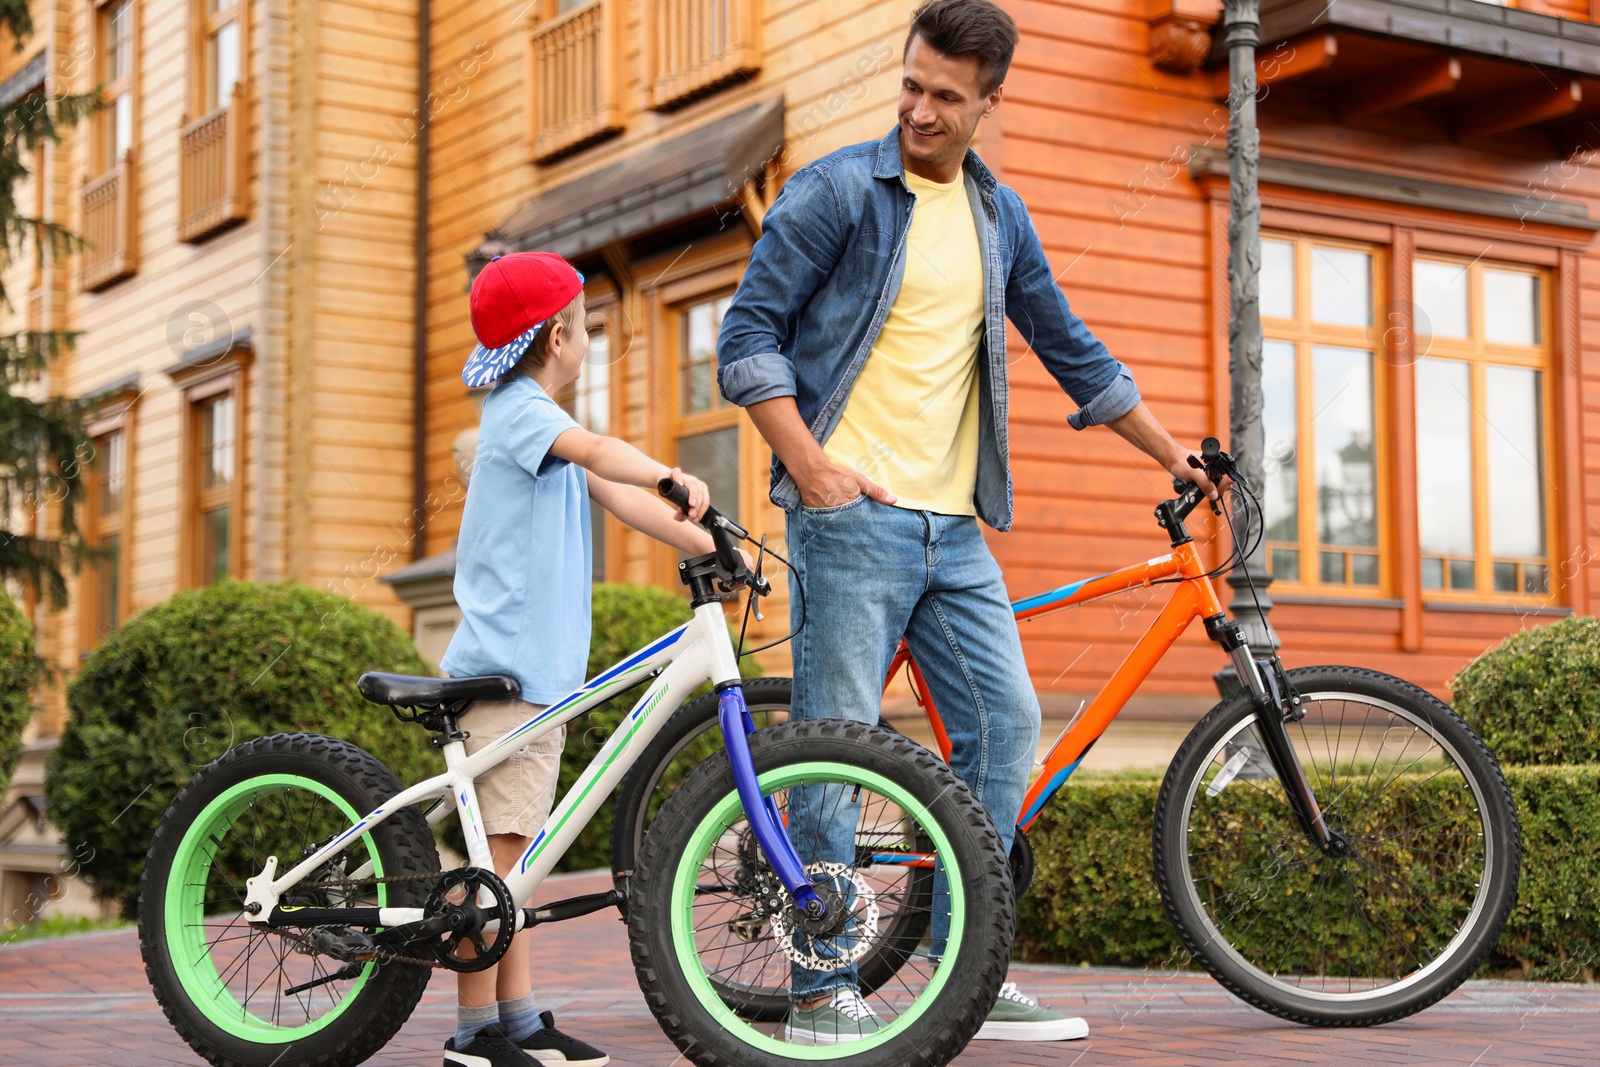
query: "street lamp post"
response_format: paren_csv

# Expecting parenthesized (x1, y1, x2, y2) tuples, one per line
(1214, 0, 1280, 696)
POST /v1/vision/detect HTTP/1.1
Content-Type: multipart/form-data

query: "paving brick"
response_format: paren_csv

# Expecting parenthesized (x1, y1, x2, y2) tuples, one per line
(3, 869, 1598, 1066)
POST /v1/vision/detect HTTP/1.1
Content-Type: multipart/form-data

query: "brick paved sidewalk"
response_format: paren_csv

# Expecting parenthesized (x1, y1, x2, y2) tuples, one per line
(3, 870, 1595, 1067)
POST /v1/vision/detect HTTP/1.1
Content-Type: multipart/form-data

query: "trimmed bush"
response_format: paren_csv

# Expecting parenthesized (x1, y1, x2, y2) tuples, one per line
(0, 591, 38, 800)
(45, 580, 437, 915)
(554, 583, 760, 872)
(1452, 615, 1600, 766)
(1016, 765, 1600, 981)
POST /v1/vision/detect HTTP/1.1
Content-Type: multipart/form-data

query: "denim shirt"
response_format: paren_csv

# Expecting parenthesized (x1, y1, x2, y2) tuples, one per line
(716, 125, 1141, 531)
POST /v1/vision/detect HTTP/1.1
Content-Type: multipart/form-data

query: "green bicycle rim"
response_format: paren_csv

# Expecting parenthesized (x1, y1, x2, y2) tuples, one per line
(165, 773, 386, 1042)
(671, 761, 964, 1059)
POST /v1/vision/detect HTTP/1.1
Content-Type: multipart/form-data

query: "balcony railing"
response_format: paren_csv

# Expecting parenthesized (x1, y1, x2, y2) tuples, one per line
(530, 0, 623, 163)
(80, 151, 136, 292)
(648, 0, 760, 110)
(179, 87, 249, 243)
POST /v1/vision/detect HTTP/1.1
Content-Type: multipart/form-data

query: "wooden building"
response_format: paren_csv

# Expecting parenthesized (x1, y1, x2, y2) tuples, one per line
(3, 0, 1598, 906)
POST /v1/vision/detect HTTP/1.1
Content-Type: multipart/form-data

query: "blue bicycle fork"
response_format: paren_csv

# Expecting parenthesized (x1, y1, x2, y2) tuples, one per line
(716, 684, 827, 918)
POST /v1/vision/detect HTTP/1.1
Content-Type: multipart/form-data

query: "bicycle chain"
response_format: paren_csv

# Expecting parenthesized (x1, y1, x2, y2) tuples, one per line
(282, 869, 477, 971)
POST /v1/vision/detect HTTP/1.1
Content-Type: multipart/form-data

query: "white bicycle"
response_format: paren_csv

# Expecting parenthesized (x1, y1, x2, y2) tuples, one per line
(138, 482, 1015, 1067)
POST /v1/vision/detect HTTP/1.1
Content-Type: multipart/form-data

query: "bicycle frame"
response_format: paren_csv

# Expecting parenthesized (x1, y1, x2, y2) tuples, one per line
(890, 537, 1271, 833)
(242, 599, 823, 931)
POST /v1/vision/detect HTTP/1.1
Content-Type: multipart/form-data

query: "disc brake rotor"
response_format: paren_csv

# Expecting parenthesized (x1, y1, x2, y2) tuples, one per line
(768, 862, 879, 973)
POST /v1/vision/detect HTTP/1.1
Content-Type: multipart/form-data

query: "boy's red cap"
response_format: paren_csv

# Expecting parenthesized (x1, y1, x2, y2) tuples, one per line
(469, 252, 584, 348)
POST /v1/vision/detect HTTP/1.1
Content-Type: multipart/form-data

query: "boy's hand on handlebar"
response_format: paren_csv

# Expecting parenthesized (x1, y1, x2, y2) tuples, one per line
(798, 461, 897, 509)
(668, 468, 710, 522)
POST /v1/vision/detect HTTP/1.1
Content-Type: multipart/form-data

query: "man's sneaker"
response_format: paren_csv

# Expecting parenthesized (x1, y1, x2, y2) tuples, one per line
(783, 989, 885, 1045)
(444, 1023, 545, 1067)
(515, 1011, 610, 1067)
(973, 982, 1089, 1041)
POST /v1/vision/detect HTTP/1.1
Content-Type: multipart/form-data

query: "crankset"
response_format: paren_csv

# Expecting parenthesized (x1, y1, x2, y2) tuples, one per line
(424, 867, 517, 973)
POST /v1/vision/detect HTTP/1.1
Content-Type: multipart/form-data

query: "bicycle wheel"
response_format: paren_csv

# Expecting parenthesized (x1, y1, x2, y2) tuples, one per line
(1154, 665, 1519, 1026)
(140, 733, 440, 1067)
(629, 719, 1012, 1067)
(612, 679, 935, 1022)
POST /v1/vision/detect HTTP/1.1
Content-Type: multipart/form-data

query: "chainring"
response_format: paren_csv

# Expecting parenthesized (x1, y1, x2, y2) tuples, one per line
(424, 866, 517, 973)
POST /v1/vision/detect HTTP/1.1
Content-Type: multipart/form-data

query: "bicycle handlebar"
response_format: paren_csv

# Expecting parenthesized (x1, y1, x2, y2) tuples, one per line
(1169, 436, 1237, 523)
(657, 478, 771, 597)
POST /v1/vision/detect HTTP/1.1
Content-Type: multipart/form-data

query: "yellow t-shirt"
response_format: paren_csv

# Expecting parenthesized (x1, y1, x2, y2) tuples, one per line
(823, 170, 984, 516)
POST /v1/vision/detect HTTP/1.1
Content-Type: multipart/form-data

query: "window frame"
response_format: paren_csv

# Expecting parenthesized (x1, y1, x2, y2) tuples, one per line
(1258, 232, 1394, 598)
(189, 0, 247, 120)
(79, 390, 139, 652)
(554, 285, 623, 582)
(1410, 253, 1555, 606)
(92, 0, 138, 178)
(172, 353, 247, 588)
(646, 249, 748, 589)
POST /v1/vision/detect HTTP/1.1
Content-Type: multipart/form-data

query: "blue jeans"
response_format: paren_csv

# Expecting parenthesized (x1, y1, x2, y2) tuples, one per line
(783, 496, 1040, 999)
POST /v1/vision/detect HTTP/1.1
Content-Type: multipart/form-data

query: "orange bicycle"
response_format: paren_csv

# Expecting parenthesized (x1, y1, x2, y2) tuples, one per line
(610, 438, 1520, 1028)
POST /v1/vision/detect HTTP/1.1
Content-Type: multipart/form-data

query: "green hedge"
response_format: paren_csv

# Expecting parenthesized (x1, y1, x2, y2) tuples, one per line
(45, 580, 437, 915)
(0, 591, 37, 800)
(554, 583, 760, 871)
(1016, 765, 1600, 981)
(1452, 615, 1600, 766)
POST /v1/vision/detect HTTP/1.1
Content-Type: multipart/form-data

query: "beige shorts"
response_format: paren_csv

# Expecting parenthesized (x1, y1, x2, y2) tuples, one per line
(458, 698, 565, 839)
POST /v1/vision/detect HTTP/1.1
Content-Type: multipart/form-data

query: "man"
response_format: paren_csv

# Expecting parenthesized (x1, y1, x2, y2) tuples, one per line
(716, 0, 1217, 1046)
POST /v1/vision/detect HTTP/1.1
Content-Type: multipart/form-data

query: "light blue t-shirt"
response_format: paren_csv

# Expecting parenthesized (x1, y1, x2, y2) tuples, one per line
(440, 375, 592, 704)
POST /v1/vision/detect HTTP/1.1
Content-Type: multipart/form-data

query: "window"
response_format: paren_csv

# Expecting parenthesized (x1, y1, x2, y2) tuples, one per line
(87, 430, 126, 637)
(1412, 258, 1551, 599)
(1259, 237, 1385, 592)
(194, 392, 235, 584)
(674, 294, 740, 526)
(201, 0, 240, 113)
(98, 0, 134, 172)
(556, 299, 616, 581)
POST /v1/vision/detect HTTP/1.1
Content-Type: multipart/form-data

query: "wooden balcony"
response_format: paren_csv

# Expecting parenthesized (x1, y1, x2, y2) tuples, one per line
(530, 0, 623, 163)
(80, 152, 136, 292)
(179, 88, 249, 243)
(647, 0, 761, 110)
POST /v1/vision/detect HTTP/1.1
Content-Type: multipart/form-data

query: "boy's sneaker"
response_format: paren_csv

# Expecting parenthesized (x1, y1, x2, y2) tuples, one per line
(444, 1024, 545, 1067)
(783, 988, 885, 1045)
(973, 982, 1089, 1041)
(515, 1011, 610, 1066)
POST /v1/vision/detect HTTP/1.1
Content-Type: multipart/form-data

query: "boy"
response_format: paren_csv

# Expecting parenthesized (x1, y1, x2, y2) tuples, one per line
(439, 251, 731, 1067)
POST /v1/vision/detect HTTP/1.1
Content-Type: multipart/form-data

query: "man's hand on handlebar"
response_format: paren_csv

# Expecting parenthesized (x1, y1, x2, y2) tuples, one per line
(1170, 454, 1228, 501)
(797, 461, 897, 510)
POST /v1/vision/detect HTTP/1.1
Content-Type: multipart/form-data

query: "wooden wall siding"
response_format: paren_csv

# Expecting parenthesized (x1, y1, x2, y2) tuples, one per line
(294, 0, 421, 627)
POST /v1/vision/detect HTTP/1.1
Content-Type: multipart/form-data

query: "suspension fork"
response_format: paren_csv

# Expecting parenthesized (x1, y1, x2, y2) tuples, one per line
(1205, 614, 1345, 855)
(716, 684, 828, 918)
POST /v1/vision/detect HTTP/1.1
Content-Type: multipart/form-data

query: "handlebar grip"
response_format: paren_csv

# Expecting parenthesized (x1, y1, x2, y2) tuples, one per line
(657, 478, 692, 512)
(1201, 436, 1221, 460)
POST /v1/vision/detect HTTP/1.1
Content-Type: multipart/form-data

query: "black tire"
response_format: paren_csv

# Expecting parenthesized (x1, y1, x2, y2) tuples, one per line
(629, 720, 1013, 1067)
(611, 679, 934, 1022)
(1154, 666, 1520, 1026)
(140, 733, 440, 1067)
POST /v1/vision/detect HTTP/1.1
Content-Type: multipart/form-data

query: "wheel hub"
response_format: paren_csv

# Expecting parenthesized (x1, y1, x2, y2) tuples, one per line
(767, 862, 880, 973)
